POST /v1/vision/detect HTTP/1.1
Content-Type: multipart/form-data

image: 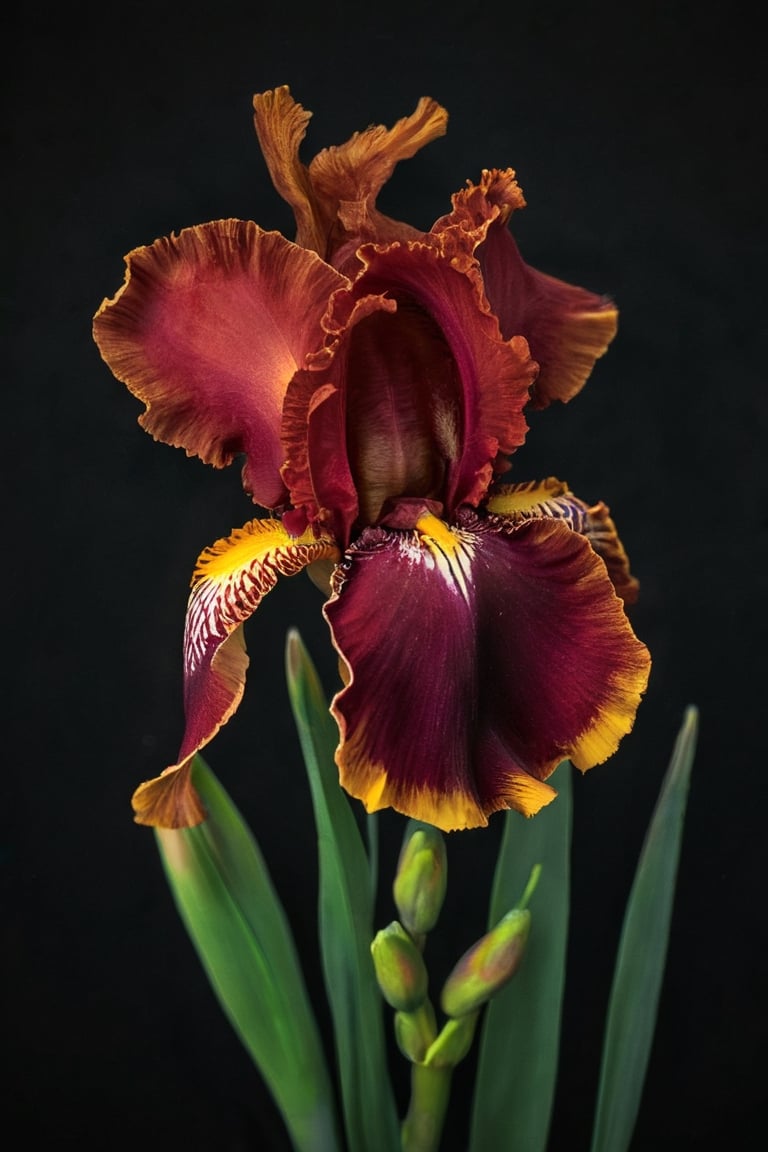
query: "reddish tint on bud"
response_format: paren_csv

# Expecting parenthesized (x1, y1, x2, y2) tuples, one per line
(371, 921, 429, 1012)
(393, 822, 448, 937)
(440, 908, 531, 1018)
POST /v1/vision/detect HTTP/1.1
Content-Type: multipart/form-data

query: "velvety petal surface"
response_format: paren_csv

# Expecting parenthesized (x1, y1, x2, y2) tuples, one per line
(323, 511, 650, 831)
(93, 220, 348, 508)
(487, 477, 640, 603)
(132, 518, 340, 828)
(433, 170, 618, 408)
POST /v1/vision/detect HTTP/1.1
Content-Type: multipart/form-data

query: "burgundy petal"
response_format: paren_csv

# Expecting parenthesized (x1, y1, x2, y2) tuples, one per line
(281, 241, 536, 544)
(323, 511, 649, 831)
(487, 477, 640, 603)
(432, 170, 618, 408)
(93, 220, 348, 508)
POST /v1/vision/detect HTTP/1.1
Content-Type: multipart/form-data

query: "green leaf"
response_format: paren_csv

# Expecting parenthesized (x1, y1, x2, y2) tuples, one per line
(589, 705, 698, 1152)
(469, 760, 573, 1152)
(155, 755, 339, 1152)
(285, 629, 400, 1152)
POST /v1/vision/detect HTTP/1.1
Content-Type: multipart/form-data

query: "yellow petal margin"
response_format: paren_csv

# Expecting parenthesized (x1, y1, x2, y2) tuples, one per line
(486, 476, 589, 527)
(487, 477, 641, 603)
(132, 518, 340, 828)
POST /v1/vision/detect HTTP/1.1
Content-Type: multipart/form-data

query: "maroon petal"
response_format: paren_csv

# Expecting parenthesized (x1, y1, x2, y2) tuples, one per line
(432, 170, 618, 408)
(323, 511, 649, 831)
(93, 220, 347, 508)
(283, 241, 536, 544)
(487, 477, 640, 603)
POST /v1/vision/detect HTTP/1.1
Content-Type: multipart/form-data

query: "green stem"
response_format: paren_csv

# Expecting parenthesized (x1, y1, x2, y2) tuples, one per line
(401, 1063, 452, 1152)
(517, 862, 542, 910)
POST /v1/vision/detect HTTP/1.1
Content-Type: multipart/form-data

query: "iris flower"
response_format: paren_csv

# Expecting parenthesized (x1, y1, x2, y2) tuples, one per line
(93, 86, 650, 832)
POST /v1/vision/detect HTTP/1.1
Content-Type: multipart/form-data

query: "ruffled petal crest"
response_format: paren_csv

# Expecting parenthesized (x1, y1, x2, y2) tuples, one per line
(93, 220, 348, 508)
(434, 169, 618, 408)
(253, 86, 448, 270)
(322, 510, 650, 832)
(486, 477, 640, 603)
(486, 475, 591, 530)
(280, 290, 398, 543)
(281, 240, 537, 544)
(584, 500, 640, 604)
(430, 167, 527, 278)
(348, 242, 537, 517)
(309, 96, 449, 271)
(131, 518, 340, 828)
(252, 86, 333, 258)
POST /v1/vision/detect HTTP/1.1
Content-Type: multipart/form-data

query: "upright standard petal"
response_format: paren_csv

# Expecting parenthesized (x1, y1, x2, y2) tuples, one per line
(253, 85, 448, 268)
(308, 95, 448, 268)
(433, 170, 618, 408)
(132, 518, 340, 828)
(93, 220, 348, 508)
(252, 86, 332, 257)
(323, 511, 649, 832)
(281, 239, 537, 545)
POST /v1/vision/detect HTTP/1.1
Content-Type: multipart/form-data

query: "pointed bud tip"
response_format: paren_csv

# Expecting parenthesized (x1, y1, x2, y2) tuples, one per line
(371, 921, 429, 1012)
(394, 824, 447, 936)
(440, 908, 531, 1017)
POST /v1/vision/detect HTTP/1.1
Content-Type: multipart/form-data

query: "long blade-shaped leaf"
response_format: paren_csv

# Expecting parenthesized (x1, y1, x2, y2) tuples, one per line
(589, 705, 698, 1152)
(156, 755, 339, 1152)
(469, 760, 572, 1152)
(286, 630, 399, 1152)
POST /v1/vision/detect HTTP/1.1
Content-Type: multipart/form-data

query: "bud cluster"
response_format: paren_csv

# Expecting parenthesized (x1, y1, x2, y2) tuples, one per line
(371, 824, 537, 1074)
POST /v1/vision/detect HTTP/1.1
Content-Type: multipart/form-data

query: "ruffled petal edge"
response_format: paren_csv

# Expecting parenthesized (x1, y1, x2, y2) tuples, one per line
(132, 518, 340, 828)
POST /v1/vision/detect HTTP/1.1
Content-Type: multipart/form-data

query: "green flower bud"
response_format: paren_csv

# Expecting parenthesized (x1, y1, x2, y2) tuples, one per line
(423, 1012, 479, 1069)
(440, 908, 531, 1018)
(371, 921, 429, 1012)
(394, 1000, 437, 1064)
(393, 823, 448, 937)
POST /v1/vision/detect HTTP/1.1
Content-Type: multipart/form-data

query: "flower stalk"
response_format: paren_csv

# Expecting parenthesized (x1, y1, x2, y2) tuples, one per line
(401, 1063, 453, 1152)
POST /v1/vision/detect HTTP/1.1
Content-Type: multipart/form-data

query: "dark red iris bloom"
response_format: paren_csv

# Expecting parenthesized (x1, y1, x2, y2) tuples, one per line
(93, 86, 650, 831)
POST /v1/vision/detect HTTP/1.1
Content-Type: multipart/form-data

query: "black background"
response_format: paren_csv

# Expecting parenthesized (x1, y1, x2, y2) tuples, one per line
(6, 2, 766, 1149)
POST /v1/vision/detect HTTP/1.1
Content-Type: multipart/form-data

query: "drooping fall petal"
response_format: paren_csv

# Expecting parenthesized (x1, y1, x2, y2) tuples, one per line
(132, 518, 340, 828)
(433, 169, 618, 408)
(584, 500, 640, 604)
(323, 511, 649, 832)
(93, 219, 348, 508)
(485, 476, 591, 530)
(486, 478, 640, 604)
